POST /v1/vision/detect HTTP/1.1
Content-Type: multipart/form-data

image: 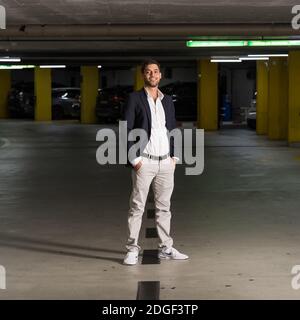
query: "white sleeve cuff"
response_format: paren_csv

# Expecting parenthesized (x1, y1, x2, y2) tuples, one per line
(130, 156, 142, 167)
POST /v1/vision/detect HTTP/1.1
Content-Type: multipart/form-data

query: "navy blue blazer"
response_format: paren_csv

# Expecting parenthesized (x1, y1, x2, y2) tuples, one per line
(121, 88, 177, 168)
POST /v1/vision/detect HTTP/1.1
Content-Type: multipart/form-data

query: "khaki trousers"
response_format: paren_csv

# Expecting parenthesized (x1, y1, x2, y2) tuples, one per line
(126, 156, 175, 252)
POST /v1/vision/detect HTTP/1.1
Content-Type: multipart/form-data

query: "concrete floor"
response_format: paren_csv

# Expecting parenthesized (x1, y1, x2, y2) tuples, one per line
(1, 119, 300, 299)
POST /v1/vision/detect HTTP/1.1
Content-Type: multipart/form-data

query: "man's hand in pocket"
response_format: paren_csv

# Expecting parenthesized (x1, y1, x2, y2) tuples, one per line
(134, 161, 143, 172)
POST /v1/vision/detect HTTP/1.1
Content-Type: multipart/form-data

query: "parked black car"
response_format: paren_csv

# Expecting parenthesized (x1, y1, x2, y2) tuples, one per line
(8, 83, 80, 120)
(246, 91, 257, 130)
(8, 82, 35, 118)
(160, 81, 197, 121)
(96, 85, 133, 123)
(52, 87, 81, 120)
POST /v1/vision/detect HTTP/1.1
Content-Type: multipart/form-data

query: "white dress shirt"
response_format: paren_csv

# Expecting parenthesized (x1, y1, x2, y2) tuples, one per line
(131, 87, 177, 166)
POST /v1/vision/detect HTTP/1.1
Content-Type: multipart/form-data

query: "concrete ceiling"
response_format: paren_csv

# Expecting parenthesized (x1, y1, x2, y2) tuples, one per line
(0, 0, 298, 24)
(0, 0, 299, 64)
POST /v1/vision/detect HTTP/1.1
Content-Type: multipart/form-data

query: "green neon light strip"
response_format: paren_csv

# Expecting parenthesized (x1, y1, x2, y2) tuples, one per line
(0, 65, 35, 69)
(248, 40, 300, 46)
(187, 40, 300, 47)
(187, 40, 248, 47)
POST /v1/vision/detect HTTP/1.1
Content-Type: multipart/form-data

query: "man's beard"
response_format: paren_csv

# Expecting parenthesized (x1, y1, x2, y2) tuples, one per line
(144, 79, 160, 87)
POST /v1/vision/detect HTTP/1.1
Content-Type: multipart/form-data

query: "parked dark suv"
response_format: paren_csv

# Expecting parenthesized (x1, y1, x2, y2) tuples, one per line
(96, 85, 133, 123)
(160, 81, 197, 121)
(8, 83, 80, 120)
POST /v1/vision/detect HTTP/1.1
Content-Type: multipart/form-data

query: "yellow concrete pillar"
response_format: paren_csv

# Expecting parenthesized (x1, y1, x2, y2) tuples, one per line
(197, 59, 218, 130)
(34, 67, 52, 121)
(256, 61, 269, 135)
(268, 58, 288, 140)
(80, 66, 99, 124)
(0, 70, 11, 118)
(288, 51, 300, 144)
(134, 65, 144, 91)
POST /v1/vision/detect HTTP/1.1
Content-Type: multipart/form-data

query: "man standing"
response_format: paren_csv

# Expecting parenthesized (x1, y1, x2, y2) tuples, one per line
(122, 59, 189, 265)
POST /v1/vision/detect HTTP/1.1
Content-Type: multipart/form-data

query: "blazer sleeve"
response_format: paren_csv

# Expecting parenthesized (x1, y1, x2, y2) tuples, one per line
(121, 93, 136, 166)
(169, 96, 177, 131)
(168, 96, 178, 158)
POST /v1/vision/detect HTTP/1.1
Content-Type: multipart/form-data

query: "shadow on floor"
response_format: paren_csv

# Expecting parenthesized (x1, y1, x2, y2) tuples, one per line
(0, 233, 124, 264)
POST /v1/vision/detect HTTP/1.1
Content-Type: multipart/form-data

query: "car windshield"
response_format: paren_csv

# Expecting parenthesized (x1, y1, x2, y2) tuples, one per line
(52, 89, 80, 99)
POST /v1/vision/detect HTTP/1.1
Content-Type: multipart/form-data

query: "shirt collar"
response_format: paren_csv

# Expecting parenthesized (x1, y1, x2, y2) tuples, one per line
(144, 87, 164, 100)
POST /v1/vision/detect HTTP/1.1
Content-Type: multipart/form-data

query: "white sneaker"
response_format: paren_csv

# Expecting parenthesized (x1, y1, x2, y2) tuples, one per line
(158, 247, 189, 260)
(123, 250, 139, 265)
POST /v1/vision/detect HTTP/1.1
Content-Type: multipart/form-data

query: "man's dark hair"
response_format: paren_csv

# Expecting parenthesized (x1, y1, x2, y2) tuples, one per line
(141, 59, 161, 74)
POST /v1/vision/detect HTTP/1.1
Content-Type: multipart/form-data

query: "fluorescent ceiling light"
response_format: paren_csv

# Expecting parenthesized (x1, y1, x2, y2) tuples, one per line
(240, 57, 269, 60)
(0, 57, 21, 62)
(98, 65, 102, 68)
(248, 54, 288, 57)
(187, 40, 300, 47)
(39, 65, 66, 68)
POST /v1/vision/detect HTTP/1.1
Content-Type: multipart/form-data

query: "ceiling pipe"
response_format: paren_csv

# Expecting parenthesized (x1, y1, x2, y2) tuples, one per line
(0, 24, 298, 38)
